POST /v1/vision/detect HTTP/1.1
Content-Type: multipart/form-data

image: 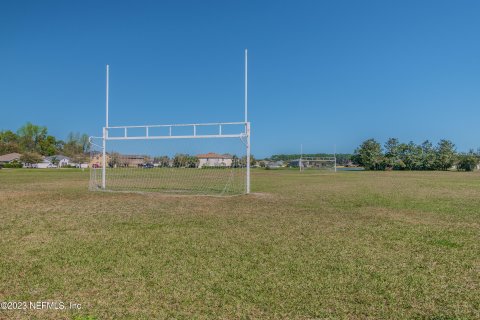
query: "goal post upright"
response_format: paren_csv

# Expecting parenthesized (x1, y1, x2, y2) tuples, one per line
(102, 64, 109, 189)
(334, 144, 337, 173)
(300, 144, 303, 172)
(245, 48, 250, 194)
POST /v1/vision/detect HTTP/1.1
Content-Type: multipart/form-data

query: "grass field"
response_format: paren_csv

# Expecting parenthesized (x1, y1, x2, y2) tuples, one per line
(0, 169, 479, 319)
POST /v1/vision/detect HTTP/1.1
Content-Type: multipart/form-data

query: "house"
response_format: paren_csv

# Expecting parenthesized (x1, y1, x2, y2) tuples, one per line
(90, 152, 147, 168)
(0, 152, 21, 164)
(197, 152, 233, 168)
(26, 158, 56, 169)
(45, 155, 72, 167)
(89, 152, 111, 168)
(36, 159, 56, 169)
(121, 155, 147, 167)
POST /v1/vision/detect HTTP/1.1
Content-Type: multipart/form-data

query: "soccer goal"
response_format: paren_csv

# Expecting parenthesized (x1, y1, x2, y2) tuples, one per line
(89, 51, 251, 195)
(299, 157, 337, 172)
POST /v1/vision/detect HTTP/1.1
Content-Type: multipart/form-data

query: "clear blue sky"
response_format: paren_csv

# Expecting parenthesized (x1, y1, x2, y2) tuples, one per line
(1, 0, 479, 158)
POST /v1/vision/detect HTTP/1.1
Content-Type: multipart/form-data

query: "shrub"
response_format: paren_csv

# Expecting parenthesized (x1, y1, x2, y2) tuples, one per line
(457, 155, 478, 172)
(2, 162, 23, 168)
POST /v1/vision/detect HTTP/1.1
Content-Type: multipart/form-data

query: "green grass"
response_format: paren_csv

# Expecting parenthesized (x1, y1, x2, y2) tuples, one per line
(0, 168, 479, 319)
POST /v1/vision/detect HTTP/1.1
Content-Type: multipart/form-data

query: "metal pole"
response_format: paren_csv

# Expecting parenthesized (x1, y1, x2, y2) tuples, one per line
(245, 49, 248, 123)
(300, 144, 303, 172)
(106, 64, 109, 128)
(334, 144, 337, 173)
(102, 64, 109, 189)
(246, 122, 251, 194)
(244, 49, 250, 194)
(102, 127, 106, 189)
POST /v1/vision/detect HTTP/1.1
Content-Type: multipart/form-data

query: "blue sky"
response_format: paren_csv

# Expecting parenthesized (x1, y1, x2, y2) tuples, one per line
(1, 1, 479, 157)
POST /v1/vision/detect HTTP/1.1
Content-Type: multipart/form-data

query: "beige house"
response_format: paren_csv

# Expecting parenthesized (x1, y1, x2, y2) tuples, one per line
(119, 155, 148, 167)
(89, 153, 111, 168)
(0, 152, 21, 164)
(90, 153, 148, 168)
(197, 152, 233, 168)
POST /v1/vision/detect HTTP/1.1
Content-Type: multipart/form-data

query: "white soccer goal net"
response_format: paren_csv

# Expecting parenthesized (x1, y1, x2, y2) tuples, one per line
(89, 123, 249, 195)
(299, 157, 337, 172)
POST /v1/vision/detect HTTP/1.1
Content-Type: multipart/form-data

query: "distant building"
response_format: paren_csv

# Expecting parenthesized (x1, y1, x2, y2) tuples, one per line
(90, 152, 147, 168)
(34, 158, 56, 169)
(0, 152, 21, 164)
(45, 155, 72, 167)
(22, 157, 55, 169)
(197, 152, 233, 168)
(121, 155, 147, 167)
(89, 152, 111, 168)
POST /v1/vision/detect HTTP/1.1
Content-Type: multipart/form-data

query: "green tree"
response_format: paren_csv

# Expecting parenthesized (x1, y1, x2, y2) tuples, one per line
(39, 135, 58, 156)
(249, 154, 255, 166)
(240, 154, 256, 167)
(154, 156, 170, 167)
(173, 154, 188, 167)
(354, 139, 384, 170)
(17, 122, 48, 153)
(398, 142, 422, 170)
(63, 132, 81, 156)
(457, 152, 478, 172)
(63, 132, 90, 157)
(80, 134, 90, 153)
(420, 140, 436, 170)
(435, 140, 456, 170)
(384, 138, 400, 169)
(185, 155, 199, 168)
(0, 130, 21, 154)
(108, 152, 120, 168)
(231, 155, 240, 168)
(20, 152, 43, 165)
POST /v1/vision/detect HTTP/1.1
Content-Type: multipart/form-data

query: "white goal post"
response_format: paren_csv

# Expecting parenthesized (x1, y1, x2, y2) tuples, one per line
(90, 50, 251, 195)
(299, 157, 337, 172)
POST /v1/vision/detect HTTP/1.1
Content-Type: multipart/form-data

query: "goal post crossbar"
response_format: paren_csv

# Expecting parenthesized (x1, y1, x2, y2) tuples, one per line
(104, 122, 249, 141)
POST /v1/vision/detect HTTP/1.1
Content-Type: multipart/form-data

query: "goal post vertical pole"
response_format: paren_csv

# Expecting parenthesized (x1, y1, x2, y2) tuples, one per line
(245, 49, 248, 123)
(334, 144, 337, 173)
(300, 144, 303, 172)
(245, 49, 250, 194)
(106, 64, 109, 128)
(102, 127, 106, 189)
(102, 64, 109, 189)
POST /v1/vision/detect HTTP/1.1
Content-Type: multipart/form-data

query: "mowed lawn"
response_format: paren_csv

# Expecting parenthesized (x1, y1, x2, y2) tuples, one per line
(0, 169, 479, 319)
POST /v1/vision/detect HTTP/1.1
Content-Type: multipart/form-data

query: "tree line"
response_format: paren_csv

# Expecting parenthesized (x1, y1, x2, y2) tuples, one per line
(353, 138, 479, 171)
(0, 122, 90, 164)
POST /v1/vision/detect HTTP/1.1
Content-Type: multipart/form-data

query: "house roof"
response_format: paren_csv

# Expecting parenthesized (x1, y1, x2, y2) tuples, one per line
(45, 155, 71, 161)
(0, 153, 22, 162)
(196, 152, 232, 159)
